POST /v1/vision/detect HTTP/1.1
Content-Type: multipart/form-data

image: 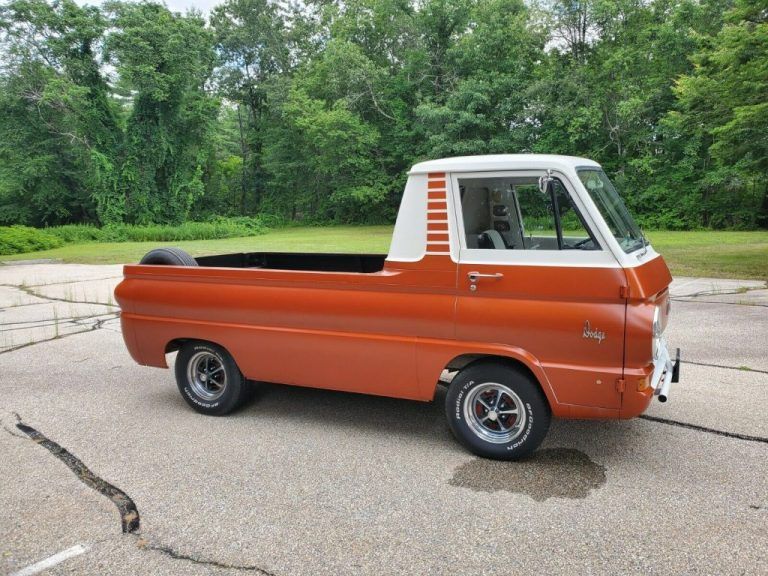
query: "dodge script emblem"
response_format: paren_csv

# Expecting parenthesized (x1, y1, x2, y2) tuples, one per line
(583, 321, 606, 344)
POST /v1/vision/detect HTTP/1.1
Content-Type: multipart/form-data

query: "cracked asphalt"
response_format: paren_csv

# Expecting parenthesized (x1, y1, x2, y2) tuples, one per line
(0, 262, 766, 575)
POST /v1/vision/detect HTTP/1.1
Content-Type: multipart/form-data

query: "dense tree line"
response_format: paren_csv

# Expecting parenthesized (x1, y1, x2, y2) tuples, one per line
(0, 0, 765, 229)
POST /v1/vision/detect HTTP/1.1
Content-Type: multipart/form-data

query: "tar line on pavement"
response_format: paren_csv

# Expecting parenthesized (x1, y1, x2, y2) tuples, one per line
(13, 417, 140, 533)
(7, 414, 281, 574)
(638, 414, 768, 444)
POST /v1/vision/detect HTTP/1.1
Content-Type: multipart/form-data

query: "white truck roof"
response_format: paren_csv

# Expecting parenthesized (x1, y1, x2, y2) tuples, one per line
(409, 154, 601, 175)
(392, 153, 658, 269)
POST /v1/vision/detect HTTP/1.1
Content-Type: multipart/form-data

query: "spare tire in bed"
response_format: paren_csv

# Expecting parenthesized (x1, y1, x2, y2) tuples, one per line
(139, 247, 198, 266)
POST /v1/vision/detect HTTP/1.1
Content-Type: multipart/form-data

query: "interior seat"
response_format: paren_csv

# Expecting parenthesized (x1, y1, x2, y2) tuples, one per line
(478, 229, 507, 249)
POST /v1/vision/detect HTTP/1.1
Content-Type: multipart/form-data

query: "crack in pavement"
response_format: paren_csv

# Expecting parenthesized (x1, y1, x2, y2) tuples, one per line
(670, 284, 767, 299)
(1, 312, 118, 331)
(2, 284, 119, 309)
(639, 415, 768, 444)
(137, 541, 279, 574)
(9, 416, 140, 533)
(4, 412, 762, 573)
(4, 413, 281, 574)
(681, 359, 768, 376)
(0, 300, 52, 310)
(670, 283, 768, 308)
(1, 280, 120, 354)
(0, 314, 119, 355)
(672, 298, 768, 308)
(1, 275, 122, 289)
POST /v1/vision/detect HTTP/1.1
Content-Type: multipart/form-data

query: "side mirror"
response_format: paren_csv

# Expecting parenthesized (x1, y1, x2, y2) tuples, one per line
(538, 171, 553, 194)
(538, 176, 549, 194)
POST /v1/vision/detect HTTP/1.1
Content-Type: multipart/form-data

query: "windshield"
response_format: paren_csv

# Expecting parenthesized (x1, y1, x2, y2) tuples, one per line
(577, 169, 645, 254)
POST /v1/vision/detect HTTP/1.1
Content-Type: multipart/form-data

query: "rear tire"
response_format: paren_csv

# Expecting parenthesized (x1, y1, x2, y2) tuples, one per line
(175, 341, 252, 415)
(139, 247, 198, 266)
(445, 362, 551, 460)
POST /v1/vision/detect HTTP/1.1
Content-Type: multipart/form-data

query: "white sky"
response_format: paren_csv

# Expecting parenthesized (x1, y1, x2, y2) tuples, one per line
(75, 0, 223, 16)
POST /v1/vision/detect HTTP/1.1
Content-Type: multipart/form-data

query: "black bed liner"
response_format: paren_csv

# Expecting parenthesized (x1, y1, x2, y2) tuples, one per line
(195, 252, 387, 273)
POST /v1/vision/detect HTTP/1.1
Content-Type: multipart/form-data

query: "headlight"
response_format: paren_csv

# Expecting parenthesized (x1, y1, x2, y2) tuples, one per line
(652, 305, 663, 337)
(652, 305, 665, 360)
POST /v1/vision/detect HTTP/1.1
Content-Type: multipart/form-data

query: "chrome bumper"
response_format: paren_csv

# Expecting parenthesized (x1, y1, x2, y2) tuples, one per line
(651, 339, 680, 403)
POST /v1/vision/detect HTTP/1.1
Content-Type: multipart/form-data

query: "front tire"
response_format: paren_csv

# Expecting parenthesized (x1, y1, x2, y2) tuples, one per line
(175, 341, 252, 415)
(446, 362, 550, 460)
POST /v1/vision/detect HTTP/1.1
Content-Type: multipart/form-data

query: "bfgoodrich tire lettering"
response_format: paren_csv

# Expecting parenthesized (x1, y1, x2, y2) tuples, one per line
(445, 362, 551, 460)
(174, 341, 252, 416)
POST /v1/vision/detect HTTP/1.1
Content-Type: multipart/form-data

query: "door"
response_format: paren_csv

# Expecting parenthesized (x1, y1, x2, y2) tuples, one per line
(451, 171, 627, 409)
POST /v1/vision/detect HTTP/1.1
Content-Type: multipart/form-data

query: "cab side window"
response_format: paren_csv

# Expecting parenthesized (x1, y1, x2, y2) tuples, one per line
(458, 176, 599, 251)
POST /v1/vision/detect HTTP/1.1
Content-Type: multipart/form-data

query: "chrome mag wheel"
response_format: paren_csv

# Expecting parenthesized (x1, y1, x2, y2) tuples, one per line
(463, 382, 526, 444)
(187, 351, 227, 401)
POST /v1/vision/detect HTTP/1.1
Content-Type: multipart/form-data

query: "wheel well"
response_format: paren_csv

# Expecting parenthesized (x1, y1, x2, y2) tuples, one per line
(442, 354, 546, 402)
(165, 338, 224, 355)
(165, 338, 188, 354)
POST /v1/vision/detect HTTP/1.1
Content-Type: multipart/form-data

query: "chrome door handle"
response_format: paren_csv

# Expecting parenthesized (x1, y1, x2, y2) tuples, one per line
(467, 271, 504, 282)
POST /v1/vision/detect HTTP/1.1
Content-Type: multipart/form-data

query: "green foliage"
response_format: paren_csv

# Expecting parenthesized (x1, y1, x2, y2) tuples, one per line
(417, 0, 544, 156)
(671, 0, 768, 228)
(105, 1, 219, 225)
(47, 224, 105, 243)
(0, 0, 766, 231)
(0, 226, 63, 255)
(261, 86, 388, 223)
(97, 219, 267, 242)
(0, 0, 119, 227)
(0, 218, 271, 255)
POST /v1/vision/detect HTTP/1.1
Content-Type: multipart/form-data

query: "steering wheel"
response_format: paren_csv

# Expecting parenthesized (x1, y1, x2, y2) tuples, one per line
(573, 237, 596, 250)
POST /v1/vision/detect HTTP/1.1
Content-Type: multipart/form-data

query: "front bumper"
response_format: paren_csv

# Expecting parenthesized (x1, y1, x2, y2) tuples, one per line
(651, 339, 680, 402)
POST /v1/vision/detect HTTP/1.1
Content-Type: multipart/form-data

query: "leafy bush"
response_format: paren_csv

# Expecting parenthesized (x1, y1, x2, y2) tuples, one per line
(102, 219, 268, 242)
(210, 214, 285, 230)
(0, 226, 63, 255)
(47, 224, 104, 243)
(1, 216, 276, 255)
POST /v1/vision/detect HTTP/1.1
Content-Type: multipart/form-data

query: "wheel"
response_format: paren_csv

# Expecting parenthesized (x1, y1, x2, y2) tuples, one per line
(174, 341, 252, 415)
(445, 362, 551, 460)
(139, 247, 198, 266)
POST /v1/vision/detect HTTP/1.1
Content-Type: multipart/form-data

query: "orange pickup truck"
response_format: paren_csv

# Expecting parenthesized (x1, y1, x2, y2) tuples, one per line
(115, 154, 680, 460)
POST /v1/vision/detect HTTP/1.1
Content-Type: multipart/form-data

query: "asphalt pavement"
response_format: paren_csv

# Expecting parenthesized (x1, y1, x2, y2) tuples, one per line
(0, 262, 766, 575)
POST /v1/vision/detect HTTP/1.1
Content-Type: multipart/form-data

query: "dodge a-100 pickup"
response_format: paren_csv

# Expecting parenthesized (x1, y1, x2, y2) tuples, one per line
(115, 154, 680, 460)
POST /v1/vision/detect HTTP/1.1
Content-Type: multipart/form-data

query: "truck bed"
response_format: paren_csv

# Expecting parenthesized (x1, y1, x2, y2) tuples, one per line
(194, 252, 387, 273)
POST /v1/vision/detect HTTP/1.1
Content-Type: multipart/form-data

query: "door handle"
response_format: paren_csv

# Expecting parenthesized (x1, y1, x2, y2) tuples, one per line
(467, 271, 504, 283)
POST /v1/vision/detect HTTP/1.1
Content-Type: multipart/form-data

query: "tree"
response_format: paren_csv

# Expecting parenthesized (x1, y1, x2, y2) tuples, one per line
(0, 0, 120, 225)
(105, 1, 218, 224)
(416, 0, 545, 157)
(0, 0, 765, 230)
(262, 87, 386, 222)
(672, 0, 767, 227)
(211, 0, 295, 212)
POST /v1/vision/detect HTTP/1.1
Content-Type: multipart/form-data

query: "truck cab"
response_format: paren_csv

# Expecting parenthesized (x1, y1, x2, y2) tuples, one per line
(116, 154, 680, 460)
(392, 155, 678, 416)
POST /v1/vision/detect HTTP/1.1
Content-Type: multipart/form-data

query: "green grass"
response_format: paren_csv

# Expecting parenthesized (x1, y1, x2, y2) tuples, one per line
(0, 226, 395, 265)
(645, 231, 768, 281)
(1, 226, 766, 280)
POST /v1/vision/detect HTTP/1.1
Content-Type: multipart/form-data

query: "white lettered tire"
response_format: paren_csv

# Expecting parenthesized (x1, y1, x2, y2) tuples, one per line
(175, 341, 252, 415)
(445, 362, 551, 460)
